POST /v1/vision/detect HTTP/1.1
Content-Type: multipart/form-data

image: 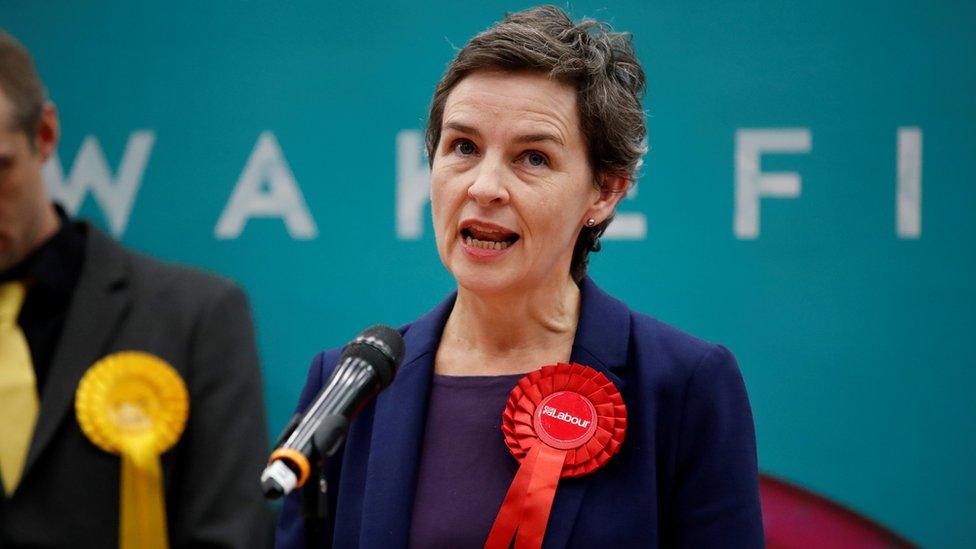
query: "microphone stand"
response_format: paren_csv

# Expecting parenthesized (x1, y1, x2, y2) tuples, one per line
(301, 415, 349, 549)
(302, 449, 330, 549)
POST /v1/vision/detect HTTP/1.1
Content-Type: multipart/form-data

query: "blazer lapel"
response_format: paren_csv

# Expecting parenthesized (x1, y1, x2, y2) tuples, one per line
(357, 293, 456, 548)
(543, 277, 632, 549)
(23, 225, 130, 476)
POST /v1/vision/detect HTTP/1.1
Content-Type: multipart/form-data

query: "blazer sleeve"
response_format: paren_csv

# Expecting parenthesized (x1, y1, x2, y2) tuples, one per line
(670, 344, 764, 548)
(166, 283, 271, 549)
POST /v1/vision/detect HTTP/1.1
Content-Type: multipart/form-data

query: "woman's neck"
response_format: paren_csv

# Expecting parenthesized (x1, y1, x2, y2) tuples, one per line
(435, 276, 581, 375)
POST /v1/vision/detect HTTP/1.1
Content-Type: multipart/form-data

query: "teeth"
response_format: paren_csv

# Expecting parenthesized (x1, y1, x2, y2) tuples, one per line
(464, 236, 512, 250)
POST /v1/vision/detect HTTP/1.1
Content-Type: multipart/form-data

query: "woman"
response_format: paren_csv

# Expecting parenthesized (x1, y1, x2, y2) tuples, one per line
(277, 6, 763, 548)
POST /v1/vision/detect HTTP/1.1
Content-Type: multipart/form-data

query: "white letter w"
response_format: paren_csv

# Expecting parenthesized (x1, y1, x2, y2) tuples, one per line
(43, 131, 155, 238)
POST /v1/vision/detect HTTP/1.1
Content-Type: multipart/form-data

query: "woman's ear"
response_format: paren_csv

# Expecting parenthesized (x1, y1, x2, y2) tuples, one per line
(584, 174, 629, 226)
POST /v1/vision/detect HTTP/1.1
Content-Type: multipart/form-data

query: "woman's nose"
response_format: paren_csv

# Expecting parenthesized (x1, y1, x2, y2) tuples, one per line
(467, 156, 510, 206)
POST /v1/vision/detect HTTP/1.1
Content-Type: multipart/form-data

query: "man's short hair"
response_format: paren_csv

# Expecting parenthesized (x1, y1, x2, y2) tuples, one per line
(0, 31, 46, 143)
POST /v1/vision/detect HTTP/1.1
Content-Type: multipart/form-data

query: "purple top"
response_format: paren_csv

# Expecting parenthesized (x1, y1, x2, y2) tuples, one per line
(408, 373, 525, 548)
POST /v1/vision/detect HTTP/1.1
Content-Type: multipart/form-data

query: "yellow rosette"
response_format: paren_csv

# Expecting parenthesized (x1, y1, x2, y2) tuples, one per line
(75, 351, 189, 549)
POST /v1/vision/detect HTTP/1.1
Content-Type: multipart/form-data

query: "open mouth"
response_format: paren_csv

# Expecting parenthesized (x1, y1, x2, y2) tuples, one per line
(460, 224, 520, 251)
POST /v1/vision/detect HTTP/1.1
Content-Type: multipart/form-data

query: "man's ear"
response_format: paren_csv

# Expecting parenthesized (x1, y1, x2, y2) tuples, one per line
(584, 173, 629, 226)
(35, 102, 59, 161)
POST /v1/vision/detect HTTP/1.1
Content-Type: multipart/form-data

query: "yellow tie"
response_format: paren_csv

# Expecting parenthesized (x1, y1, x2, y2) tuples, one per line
(0, 280, 39, 495)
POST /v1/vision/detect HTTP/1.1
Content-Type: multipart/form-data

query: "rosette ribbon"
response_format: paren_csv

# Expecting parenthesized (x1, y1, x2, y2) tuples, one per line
(75, 351, 189, 549)
(485, 362, 627, 549)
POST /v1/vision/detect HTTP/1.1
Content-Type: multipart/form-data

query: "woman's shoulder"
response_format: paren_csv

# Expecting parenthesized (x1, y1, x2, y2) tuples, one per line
(581, 278, 738, 381)
(294, 348, 344, 412)
(626, 308, 742, 389)
(630, 308, 734, 364)
(296, 321, 419, 413)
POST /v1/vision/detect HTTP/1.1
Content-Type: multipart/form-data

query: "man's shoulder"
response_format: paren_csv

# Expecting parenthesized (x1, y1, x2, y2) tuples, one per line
(126, 247, 238, 297)
(84, 222, 241, 302)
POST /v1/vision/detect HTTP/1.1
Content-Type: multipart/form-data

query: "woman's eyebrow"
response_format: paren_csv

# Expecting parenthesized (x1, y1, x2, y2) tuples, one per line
(442, 121, 481, 137)
(442, 122, 564, 147)
(513, 132, 564, 146)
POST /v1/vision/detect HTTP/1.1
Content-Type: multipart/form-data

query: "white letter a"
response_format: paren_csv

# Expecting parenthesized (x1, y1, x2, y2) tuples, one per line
(215, 132, 318, 239)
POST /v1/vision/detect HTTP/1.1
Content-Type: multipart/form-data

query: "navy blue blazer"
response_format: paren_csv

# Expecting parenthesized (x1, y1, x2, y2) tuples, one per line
(276, 278, 764, 548)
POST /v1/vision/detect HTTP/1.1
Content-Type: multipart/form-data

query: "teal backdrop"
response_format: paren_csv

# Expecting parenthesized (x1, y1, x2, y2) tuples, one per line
(4, 1, 974, 546)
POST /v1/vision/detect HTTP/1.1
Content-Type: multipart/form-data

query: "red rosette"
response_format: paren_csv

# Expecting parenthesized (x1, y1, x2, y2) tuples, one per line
(501, 362, 627, 477)
(485, 363, 627, 549)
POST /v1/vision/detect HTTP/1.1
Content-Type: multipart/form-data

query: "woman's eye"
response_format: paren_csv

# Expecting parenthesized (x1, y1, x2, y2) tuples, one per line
(520, 151, 548, 168)
(454, 140, 477, 156)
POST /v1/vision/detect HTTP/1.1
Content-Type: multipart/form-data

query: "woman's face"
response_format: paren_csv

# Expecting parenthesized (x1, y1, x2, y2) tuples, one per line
(431, 71, 621, 296)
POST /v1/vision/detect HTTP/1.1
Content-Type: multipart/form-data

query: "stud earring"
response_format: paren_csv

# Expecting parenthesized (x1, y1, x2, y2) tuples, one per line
(586, 218, 597, 227)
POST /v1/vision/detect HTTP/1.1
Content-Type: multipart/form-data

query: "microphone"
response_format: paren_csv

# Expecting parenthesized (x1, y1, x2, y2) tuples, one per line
(261, 325, 405, 500)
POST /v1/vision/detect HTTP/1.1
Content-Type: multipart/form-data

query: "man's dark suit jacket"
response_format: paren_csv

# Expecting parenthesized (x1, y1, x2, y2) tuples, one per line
(0, 224, 269, 548)
(276, 278, 764, 548)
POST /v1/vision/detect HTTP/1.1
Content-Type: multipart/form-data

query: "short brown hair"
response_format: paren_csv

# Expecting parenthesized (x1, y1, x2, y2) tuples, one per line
(0, 31, 46, 144)
(426, 5, 647, 282)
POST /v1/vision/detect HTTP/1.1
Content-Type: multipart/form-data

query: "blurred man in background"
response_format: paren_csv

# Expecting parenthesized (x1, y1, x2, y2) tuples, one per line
(0, 31, 269, 547)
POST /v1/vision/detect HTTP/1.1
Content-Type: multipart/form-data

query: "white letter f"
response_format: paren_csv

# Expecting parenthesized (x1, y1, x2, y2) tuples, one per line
(734, 128, 811, 239)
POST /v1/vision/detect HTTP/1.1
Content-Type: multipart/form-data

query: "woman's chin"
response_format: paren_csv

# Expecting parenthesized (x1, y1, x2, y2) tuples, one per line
(451, 266, 522, 296)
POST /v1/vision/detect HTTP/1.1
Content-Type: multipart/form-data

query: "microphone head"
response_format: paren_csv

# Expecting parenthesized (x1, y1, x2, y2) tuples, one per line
(341, 325, 404, 388)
